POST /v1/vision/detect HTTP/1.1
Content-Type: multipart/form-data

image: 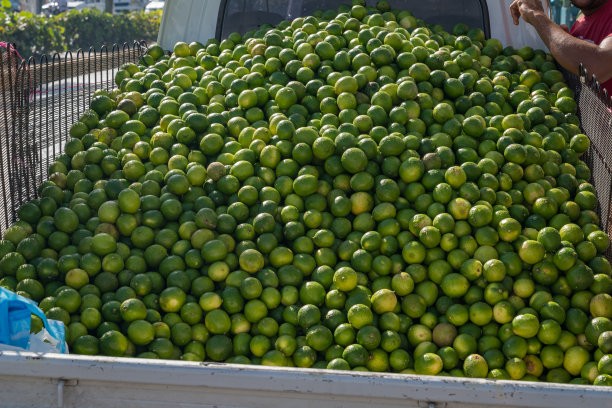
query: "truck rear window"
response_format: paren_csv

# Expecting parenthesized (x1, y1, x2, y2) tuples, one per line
(217, 0, 489, 40)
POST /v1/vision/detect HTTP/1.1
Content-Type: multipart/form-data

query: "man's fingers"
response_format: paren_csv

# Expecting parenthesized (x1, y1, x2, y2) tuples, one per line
(510, 0, 522, 25)
(524, 0, 545, 12)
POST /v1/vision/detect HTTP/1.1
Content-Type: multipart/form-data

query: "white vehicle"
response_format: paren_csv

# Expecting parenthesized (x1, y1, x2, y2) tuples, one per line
(47, 0, 147, 13)
(41, 1, 67, 15)
(145, 0, 164, 12)
(2, 2, 611, 408)
(113, 0, 147, 12)
(65, 0, 105, 11)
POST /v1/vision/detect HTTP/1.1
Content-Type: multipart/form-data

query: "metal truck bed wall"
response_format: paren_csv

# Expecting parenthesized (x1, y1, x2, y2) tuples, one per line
(1, 351, 611, 408)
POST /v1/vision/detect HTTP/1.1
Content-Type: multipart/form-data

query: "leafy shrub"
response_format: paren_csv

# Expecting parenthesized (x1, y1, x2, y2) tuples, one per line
(0, 8, 162, 59)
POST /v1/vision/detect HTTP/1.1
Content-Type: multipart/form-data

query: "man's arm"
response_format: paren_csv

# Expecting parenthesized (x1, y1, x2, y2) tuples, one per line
(510, 0, 612, 82)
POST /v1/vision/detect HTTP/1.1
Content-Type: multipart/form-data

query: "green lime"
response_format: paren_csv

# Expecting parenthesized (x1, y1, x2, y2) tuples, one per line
(100, 330, 128, 357)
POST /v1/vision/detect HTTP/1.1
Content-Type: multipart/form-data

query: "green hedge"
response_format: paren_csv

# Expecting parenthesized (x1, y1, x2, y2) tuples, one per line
(0, 8, 162, 59)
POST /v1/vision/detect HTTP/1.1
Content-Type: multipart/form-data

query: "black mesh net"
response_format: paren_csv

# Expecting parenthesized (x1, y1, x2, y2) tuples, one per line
(565, 65, 612, 260)
(0, 41, 147, 233)
(218, 0, 490, 40)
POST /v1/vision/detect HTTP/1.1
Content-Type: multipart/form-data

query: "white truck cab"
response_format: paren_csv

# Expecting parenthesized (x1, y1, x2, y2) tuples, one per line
(156, 0, 567, 52)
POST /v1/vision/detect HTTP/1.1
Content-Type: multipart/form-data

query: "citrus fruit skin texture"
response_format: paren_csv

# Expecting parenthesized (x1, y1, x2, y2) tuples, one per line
(3, 1, 612, 386)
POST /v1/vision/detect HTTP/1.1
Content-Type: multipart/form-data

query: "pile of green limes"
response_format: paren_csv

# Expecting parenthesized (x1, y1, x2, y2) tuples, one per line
(2, 0, 612, 386)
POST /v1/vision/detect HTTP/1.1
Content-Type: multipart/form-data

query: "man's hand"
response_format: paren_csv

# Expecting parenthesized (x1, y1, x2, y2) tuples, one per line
(510, 0, 547, 25)
(509, 0, 612, 82)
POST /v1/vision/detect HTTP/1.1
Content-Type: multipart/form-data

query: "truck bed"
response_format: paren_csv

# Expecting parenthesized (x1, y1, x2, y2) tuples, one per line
(1, 351, 610, 408)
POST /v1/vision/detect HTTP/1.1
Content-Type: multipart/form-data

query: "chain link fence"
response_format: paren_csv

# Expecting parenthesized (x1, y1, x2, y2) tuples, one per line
(0, 41, 147, 232)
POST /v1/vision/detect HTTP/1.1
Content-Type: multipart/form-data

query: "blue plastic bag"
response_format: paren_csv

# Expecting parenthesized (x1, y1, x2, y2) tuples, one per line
(0, 287, 67, 353)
